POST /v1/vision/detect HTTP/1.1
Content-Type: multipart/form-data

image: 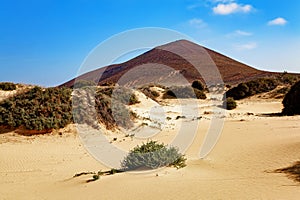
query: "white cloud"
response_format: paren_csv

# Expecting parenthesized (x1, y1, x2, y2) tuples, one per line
(235, 42, 257, 50)
(227, 30, 253, 38)
(213, 3, 253, 15)
(187, 0, 234, 10)
(210, 0, 235, 3)
(187, 4, 200, 10)
(268, 17, 288, 26)
(235, 30, 252, 36)
(189, 18, 207, 29)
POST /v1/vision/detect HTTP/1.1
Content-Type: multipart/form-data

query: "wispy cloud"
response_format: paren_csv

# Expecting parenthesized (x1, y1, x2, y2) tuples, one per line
(268, 17, 288, 26)
(187, 3, 201, 10)
(228, 30, 253, 37)
(188, 18, 207, 29)
(235, 30, 252, 36)
(210, 0, 235, 3)
(235, 42, 257, 50)
(187, 0, 234, 10)
(213, 2, 253, 15)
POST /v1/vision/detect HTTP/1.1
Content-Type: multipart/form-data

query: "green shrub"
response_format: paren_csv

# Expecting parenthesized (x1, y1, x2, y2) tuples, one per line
(0, 82, 17, 91)
(226, 78, 278, 100)
(139, 86, 160, 101)
(282, 80, 300, 115)
(0, 86, 73, 130)
(194, 88, 207, 99)
(191, 80, 205, 91)
(121, 141, 186, 170)
(97, 86, 140, 105)
(73, 86, 136, 130)
(162, 86, 206, 99)
(224, 97, 237, 110)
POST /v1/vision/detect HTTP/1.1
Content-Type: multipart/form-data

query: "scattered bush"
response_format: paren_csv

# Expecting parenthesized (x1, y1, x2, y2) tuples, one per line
(282, 80, 300, 115)
(0, 83, 138, 131)
(223, 97, 237, 110)
(139, 86, 160, 101)
(279, 73, 299, 85)
(0, 86, 73, 130)
(73, 86, 136, 130)
(97, 86, 140, 105)
(276, 87, 290, 95)
(194, 88, 207, 99)
(73, 80, 96, 88)
(191, 80, 205, 91)
(74, 169, 124, 183)
(121, 141, 186, 170)
(0, 82, 17, 91)
(226, 78, 278, 100)
(162, 86, 206, 99)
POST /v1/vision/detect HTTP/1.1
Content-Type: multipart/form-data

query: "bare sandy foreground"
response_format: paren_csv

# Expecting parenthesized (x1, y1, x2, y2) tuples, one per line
(1, 99, 300, 200)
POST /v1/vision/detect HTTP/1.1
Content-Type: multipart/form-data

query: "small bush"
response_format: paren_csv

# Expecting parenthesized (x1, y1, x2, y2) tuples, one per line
(139, 86, 160, 101)
(282, 80, 300, 115)
(0, 82, 17, 91)
(194, 88, 207, 99)
(162, 86, 206, 99)
(191, 80, 205, 91)
(97, 86, 140, 105)
(226, 78, 278, 100)
(121, 141, 186, 170)
(224, 97, 237, 110)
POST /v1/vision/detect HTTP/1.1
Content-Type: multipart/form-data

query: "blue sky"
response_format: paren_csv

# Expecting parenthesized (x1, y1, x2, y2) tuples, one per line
(0, 0, 299, 86)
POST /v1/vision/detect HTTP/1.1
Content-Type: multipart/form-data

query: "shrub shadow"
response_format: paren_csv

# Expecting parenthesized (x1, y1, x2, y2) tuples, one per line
(0, 126, 16, 134)
(257, 113, 284, 117)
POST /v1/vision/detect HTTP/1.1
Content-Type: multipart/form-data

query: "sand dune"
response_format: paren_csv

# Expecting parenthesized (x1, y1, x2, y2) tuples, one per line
(1, 99, 300, 200)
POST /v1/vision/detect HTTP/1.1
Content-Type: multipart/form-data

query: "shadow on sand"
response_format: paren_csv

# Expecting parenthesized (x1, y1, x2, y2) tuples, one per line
(256, 112, 284, 117)
(0, 126, 15, 134)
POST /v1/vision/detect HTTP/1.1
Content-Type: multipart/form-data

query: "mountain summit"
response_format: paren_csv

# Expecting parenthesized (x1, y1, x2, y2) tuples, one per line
(61, 40, 272, 87)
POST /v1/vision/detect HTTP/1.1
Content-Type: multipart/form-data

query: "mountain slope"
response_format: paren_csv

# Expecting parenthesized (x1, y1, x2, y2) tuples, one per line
(61, 40, 274, 87)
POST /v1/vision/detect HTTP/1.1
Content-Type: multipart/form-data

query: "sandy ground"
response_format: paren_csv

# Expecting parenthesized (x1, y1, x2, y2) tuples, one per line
(1, 97, 300, 200)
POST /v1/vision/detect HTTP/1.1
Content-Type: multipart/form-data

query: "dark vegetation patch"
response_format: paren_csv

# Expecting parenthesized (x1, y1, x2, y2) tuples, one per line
(278, 72, 299, 85)
(139, 86, 160, 101)
(74, 169, 124, 183)
(73, 141, 186, 183)
(282, 80, 300, 116)
(162, 86, 206, 99)
(97, 86, 140, 105)
(223, 97, 237, 110)
(191, 80, 205, 91)
(0, 84, 139, 132)
(0, 82, 17, 91)
(0, 86, 73, 131)
(121, 141, 186, 170)
(225, 78, 278, 100)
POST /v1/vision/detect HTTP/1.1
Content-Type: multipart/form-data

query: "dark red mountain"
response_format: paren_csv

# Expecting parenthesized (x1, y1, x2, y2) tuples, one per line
(60, 40, 275, 87)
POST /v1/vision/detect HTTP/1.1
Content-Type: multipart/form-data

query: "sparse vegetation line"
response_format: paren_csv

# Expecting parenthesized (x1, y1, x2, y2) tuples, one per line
(274, 161, 300, 183)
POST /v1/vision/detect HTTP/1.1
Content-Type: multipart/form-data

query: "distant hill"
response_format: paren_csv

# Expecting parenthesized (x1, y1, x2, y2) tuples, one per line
(60, 40, 280, 88)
